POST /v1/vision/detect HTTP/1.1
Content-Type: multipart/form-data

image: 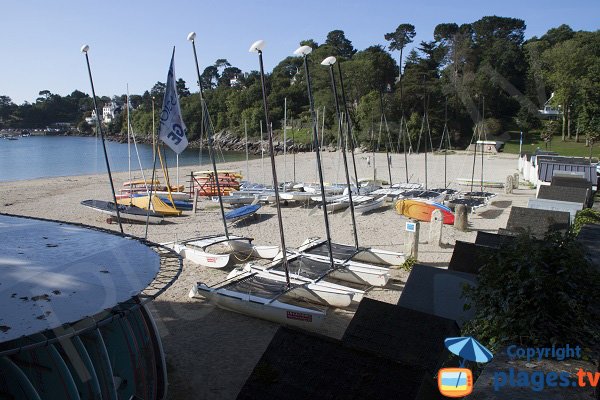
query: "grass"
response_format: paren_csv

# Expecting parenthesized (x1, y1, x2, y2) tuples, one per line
(502, 130, 598, 158)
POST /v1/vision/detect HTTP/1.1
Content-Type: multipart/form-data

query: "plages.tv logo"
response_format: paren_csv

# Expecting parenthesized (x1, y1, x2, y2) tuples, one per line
(438, 336, 493, 398)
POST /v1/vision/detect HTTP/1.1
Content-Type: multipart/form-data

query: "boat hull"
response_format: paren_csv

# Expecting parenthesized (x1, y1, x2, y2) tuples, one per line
(395, 199, 455, 224)
(189, 284, 325, 328)
(80, 199, 164, 224)
(299, 238, 405, 267)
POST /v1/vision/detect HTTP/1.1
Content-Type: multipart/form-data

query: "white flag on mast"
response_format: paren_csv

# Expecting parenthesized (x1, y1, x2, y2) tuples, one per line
(159, 48, 188, 154)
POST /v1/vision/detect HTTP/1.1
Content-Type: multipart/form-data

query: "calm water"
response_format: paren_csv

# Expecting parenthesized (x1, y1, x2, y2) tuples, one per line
(0, 136, 252, 182)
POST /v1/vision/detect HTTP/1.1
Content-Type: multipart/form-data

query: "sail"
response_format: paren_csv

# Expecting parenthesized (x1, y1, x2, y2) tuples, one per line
(159, 48, 188, 154)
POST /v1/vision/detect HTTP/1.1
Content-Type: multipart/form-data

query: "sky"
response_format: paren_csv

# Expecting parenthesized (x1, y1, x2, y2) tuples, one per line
(1, 0, 598, 105)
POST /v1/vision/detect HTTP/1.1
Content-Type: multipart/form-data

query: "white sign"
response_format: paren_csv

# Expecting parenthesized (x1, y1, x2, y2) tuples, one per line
(406, 221, 416, 232)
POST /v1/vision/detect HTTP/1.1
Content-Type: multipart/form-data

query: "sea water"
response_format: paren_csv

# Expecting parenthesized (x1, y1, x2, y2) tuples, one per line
(0, 136, 251, 182)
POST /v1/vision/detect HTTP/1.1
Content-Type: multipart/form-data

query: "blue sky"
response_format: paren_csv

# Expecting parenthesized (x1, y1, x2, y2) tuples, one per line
(1, 0, 598, 104)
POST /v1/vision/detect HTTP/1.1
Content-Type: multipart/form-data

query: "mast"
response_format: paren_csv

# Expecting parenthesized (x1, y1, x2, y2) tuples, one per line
(295, 45, 335, 269)
(336, 61, 360, 195)
(443, 97, 448, 188)
(284, 97, 287, 188)
(470, 97, 480, 194)
(481, 96, 485, 193)
(250, 40, 290, 286)
(292, 116, 296, 182)
(80, 45, 123, 234)
(126, 87, 132, 199)
(244, 119, 249, 181)
(188, 32, 229, 238)
(321, 56, 359, 249)
(260, 119, 265, 184)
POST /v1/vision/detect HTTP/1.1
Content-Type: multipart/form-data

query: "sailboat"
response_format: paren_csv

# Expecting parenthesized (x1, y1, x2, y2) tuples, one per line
(161, 36, 278, 267)
(450, 97, 497, 211)
(188, 39, 359, 324)
(294, 52, 405, 269)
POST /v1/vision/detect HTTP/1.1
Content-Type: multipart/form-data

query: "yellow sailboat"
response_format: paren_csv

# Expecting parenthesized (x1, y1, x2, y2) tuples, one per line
(117, 195, 182, 216)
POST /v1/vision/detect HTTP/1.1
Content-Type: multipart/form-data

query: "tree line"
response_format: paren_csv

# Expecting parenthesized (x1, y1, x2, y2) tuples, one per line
(1, 16, 598, 150)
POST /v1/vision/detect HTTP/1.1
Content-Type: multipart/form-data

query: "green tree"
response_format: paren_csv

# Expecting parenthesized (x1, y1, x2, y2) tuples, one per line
(325, 30, 356, 59)
(384, 23, 416, 79)
(176, 78, 190, 98)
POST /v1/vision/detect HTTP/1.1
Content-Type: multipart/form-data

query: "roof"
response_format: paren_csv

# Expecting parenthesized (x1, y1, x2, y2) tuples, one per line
(577, 224, 600, 272)
(551, 175, 593, 189)
(238, 327, 441, 400)
(0, 214, 160, 344)
(397, 264, 477, 327)
(538, 162, 596, 184)
(448, 241, 495, 275)
(475, 231, 516, 248)
(342, 299, 459, 374)
(536, 155, 591, 166)
(505, 206, 570, 237)
(538, 185, 589, 205)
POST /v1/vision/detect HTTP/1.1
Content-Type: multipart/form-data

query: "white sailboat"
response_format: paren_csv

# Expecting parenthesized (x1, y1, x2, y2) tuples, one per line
(189, 275, 325, 328)
(292, 52, 406, 268)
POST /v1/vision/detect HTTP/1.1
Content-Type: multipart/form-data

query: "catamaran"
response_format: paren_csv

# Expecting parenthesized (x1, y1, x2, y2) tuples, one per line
(161, 38, 278, 268)
(292, 51, 405, 269)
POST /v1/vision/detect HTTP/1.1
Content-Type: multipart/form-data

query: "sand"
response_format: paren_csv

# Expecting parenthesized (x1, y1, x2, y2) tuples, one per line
(0, 149, 533, 399)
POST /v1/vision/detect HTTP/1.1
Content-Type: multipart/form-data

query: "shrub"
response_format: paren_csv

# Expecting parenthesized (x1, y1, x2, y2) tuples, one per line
(462, 231, 600, 354)
(571, 208, 600, 236)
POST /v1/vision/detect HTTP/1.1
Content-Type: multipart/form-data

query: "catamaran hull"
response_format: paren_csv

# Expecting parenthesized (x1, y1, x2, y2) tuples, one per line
(456, 178, 504, 188)
(239, 265, 365, 304)
(299, 238, 405, 267)
(189, 284, 325, 328)
(162, 242, 231, 268)
(226, 269, 354, 308)
(227, 240, 280, 259)
(354, 196, 386, 214)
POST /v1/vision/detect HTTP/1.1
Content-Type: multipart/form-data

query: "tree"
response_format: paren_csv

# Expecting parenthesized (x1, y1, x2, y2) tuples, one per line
(384, 23, 417, 79)
(325, 30, 356, 59)
(541, 120, 559, 149)
(541, 24, 574, 46)
(150, 82, 166, 100)
(218, 66, 242, 87)
(201, 65, 219, 89)
(299, 39, 319, 49)
(176, 78, 190, 98)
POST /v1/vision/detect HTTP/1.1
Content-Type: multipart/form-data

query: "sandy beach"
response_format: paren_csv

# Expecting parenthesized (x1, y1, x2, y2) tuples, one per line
(0, 149, 532, 399)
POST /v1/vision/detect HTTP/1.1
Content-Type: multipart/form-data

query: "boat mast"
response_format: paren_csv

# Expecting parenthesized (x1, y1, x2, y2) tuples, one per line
(481, 96, 485, 193)
(321, 56, 359, 249)
(336, 61, 361, 195)
(443, 97, 448, 188)
(470, 96, 480, 194)
(127, 87, 132, 199)
(80, 45, 123, 234)
(284, 97, 287, 188)
(260, 120, 265, 184)
(295, 45, 335, 269)
(250, 40, 290, 286)
(188, 32, 229, 239)
(244, 119, 250, 182)
(380, 91, 393, 186)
